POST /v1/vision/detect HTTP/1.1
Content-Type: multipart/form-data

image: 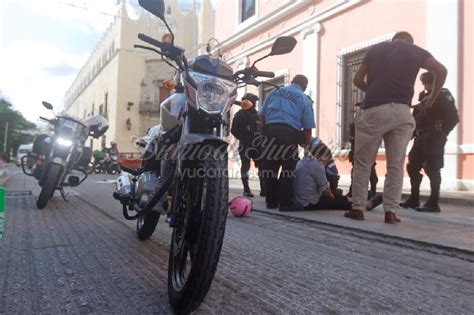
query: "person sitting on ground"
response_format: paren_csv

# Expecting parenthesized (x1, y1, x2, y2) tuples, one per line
(309, 137, 343, 196)
(292, 141, 352, 211)
(292, 140, 384, 211)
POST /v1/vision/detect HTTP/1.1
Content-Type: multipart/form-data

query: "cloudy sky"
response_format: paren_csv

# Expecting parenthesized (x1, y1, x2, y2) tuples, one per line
(0, 0, 211, 124)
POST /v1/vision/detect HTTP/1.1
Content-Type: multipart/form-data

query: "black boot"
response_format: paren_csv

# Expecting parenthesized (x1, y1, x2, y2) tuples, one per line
(242, 178, 254, 198)
(400, 174, 422, 208)
(417, 170, 441, 212)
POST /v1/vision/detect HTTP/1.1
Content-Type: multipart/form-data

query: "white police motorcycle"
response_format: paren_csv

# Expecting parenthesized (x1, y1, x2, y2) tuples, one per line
(22, 101, 108, 209)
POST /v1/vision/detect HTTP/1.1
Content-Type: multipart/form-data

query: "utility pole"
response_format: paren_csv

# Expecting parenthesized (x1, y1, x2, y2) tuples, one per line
(3, 122, 8, 153)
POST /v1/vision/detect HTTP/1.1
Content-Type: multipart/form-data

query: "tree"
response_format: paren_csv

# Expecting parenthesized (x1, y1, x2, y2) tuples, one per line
(0, 98, 37, 159)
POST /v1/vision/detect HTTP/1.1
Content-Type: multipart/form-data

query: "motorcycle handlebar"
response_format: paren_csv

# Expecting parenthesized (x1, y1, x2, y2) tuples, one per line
(134, 44, 161, 55)
(138, 33, 165, 50)
(39, 116, 51, 123)
(255, 70, 275, 78)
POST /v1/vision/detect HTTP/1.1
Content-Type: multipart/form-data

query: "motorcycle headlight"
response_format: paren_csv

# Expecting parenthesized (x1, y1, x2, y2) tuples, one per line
(189, 71, 237, 114)
(57, 137, 73, 147)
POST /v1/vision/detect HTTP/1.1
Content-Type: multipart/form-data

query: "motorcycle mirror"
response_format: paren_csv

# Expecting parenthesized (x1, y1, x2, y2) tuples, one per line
(42, 101, 53, 110)
(269, 36, 297, 56)
(138, 0, 165, 21)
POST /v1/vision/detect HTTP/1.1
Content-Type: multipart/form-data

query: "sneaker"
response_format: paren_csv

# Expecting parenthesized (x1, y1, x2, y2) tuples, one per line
(366, 195, 383, 211)
(384, 211, 401, 224)
(344, 209, 365, 220)
(416, 204, 441, 212)
(243, 191, 254, 198)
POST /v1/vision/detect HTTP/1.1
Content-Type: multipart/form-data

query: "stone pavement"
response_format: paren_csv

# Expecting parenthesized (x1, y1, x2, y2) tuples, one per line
(229, 179, 474, 253)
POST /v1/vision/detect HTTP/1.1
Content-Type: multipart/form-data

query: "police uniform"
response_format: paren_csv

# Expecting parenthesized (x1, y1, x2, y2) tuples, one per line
(401, 87, 459, 212)
(231, 93, 264, 197)
(260, 82, 315, 210)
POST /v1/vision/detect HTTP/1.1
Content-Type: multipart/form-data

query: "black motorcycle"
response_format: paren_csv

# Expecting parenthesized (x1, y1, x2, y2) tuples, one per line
(22, 101, 108, 209)
(113, 0, 296, 313)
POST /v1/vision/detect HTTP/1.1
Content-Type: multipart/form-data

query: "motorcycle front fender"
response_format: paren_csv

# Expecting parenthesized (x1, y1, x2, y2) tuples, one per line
(39, 160, 66, 186)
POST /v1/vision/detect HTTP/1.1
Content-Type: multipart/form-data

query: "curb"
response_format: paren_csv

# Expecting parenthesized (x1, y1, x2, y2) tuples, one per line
(252, 208, 474, 261)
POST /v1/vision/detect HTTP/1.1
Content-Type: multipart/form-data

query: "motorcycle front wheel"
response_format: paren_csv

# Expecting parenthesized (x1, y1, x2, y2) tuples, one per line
(167, 147, 228, 314)
(36, 163, 62, 209)
(136, 211, 160, 240)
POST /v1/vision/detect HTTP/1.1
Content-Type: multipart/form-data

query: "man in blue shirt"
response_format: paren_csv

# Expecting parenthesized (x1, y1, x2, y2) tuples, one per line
(259, 75, 315, 211)
(348, 31, 447, 224)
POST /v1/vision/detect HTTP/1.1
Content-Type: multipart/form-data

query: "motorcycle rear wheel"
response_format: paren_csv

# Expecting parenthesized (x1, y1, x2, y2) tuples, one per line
(36, 163, 61, 209)
(167, 148, 228, 314)
(109, 164, 120, 175)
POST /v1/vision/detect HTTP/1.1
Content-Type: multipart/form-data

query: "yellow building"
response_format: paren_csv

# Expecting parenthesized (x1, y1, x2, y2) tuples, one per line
(64, 0, 215, 152)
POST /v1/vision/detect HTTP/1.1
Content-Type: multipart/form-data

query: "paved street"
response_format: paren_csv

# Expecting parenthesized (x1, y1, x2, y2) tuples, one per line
(1, 169, 473, 314)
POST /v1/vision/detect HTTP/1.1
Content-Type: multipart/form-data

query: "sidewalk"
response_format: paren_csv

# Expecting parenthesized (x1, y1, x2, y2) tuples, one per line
(229, 179, 474, 253)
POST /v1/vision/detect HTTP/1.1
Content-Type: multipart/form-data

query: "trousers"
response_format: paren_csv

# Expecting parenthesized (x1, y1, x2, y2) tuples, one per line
(262, 124, 300, 207)
(352, 103, 415, 213)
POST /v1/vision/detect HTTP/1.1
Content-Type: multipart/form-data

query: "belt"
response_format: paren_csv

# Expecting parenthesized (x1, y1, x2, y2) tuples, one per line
(363, 102, 410, 109)
(415, 121, 444, 136)
(264, 123, 301, 133)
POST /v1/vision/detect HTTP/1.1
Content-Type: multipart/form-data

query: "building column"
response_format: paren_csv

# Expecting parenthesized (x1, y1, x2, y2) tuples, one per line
(426, 0, 460, 190)
(302, 23, 322, 137)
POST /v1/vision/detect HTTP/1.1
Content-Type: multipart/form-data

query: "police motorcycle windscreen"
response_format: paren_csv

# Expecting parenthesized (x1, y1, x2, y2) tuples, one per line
(86, 115, 109, 138)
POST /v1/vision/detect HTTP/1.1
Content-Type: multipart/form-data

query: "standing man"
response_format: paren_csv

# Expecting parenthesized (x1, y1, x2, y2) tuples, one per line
(348, 31, 447, 223)
(347, 102, 378, 199)
(400, 72, 459, 212)
(231, 93, 265, 198)
(260, 74, 315, 211)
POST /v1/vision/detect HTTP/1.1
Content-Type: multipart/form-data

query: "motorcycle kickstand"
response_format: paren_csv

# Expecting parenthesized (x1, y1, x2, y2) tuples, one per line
(59, 188, 69, 202)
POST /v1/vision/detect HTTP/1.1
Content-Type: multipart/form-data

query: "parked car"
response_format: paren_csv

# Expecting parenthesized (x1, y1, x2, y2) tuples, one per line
(16, 144, 33, 167)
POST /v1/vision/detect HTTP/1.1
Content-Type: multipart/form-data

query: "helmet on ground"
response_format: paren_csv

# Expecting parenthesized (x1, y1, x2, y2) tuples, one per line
(229, 196, 253, 217)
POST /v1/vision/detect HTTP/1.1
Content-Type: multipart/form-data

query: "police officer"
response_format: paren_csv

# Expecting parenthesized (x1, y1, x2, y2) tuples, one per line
(231, 93, 264, 197)
(400, 72, 459, 212)
(260, 74, 315, 211)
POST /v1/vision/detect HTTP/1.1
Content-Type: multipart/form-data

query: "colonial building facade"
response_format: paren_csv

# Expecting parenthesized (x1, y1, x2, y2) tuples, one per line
(64, 0, 215, 152)
(216, 0, 472, 191)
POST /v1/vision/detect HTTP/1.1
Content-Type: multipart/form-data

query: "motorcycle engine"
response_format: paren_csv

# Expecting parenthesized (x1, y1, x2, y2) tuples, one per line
(135, 171, 161, 208)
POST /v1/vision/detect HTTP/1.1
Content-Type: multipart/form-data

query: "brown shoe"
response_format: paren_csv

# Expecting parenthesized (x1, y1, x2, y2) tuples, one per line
(385, 211, 401, 224)
(344, 209, 365, 220)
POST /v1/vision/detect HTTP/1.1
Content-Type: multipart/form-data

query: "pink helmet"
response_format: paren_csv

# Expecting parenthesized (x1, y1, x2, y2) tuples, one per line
(229, 196, 253, 217)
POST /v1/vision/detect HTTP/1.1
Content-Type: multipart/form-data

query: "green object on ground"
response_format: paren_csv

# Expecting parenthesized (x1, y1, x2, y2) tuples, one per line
(0, 187, 4, 239)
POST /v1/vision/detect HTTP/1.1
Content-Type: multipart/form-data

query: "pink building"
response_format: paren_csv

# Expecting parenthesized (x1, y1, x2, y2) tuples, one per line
(215, 0, 473, 191)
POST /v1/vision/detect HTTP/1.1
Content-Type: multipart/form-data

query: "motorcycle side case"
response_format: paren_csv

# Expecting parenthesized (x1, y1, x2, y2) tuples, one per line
(116, 173, 133, 196)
